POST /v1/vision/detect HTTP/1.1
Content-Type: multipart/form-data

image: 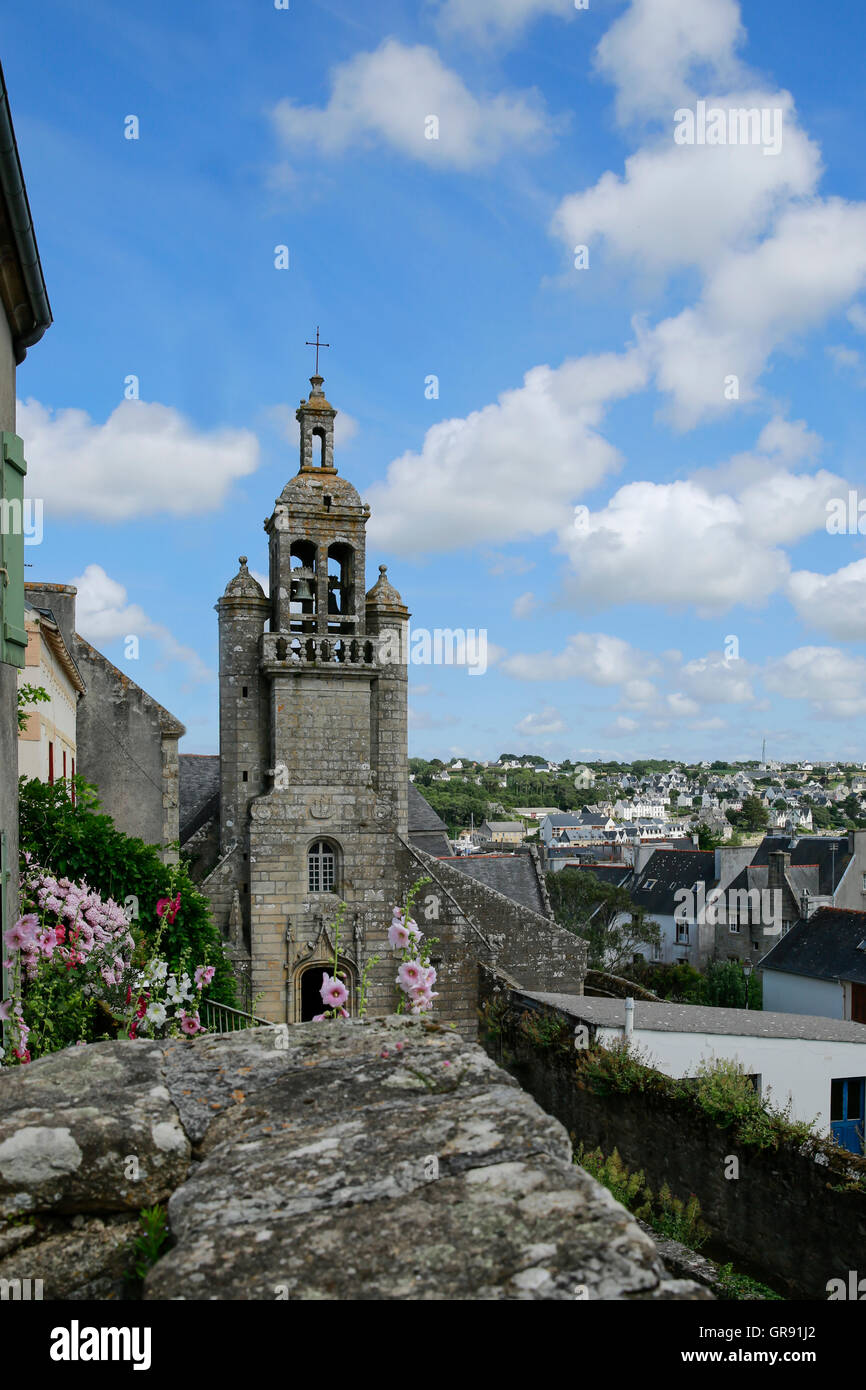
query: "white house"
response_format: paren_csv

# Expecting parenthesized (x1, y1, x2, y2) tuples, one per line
(760, 907, 866, 1024)
(17, 603, 85, 787)
(528, 993, 866, 1154)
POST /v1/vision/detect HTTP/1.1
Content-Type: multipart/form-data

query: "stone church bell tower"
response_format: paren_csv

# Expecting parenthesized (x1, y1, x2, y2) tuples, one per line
(215, 370, 409, 1024)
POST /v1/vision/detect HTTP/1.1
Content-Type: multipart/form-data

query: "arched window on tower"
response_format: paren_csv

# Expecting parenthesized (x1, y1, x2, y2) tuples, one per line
(312, 427, 326, 469)
(327, 543, 355, 635)
(308, 840, 337, 894)
(290, 540, 317, 634)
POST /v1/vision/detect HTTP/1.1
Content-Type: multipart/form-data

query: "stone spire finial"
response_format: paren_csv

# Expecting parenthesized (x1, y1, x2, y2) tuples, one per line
(366, 563, 407, 611)
(223, 555, 265, 601)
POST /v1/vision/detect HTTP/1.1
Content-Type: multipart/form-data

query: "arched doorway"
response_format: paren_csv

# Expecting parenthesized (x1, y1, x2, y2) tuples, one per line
(295, 958, 357, 1022)
(300, 966, 328, 1021)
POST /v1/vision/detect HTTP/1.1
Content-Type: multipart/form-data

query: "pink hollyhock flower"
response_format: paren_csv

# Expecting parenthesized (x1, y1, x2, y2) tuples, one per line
(54, 925, 66, 944)
(0, 1000, 11, 1022)
(388, 921, 412, 950)
(5, 916, 38, 951)
(409, 985, 437, 1005)
(424, 966, 437, 987)
(397, 960, 425, 991)
(312, 1013, 328, 1022)
(381, 1048, 390, 1058)
(395, 1041, 404, 1052)
(179, 1012, 202, 1035)
(320, 973, 348, 1008)
(194, 965, 216, 989)
(406, 918, 421, 940)
(157, 893, 182, 925)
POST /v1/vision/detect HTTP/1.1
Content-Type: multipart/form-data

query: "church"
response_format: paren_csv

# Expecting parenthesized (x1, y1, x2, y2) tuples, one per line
(181, 368, 587, 1030)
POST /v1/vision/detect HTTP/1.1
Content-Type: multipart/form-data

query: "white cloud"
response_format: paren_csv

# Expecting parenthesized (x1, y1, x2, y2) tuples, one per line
(594, 0, 746, 125)
(515, 706, 566, 736)
(366, 349, 648, 553)
(558, 478, 791, 613)
(438, 0, 571, 43)
(788, 558, 866, 641)
(553, 92, 819, 275)
(271, 39, 552, 170)
(512, 591, 539, 620)
(19, 398, 259, 521)
(677, 652, 756, 704)
(827, 344, 861, 372)
(764, 646, 866, 718)
(502, 631, 659, 684)
(73, 564, 214, 687)
(650, 199, 866, 428)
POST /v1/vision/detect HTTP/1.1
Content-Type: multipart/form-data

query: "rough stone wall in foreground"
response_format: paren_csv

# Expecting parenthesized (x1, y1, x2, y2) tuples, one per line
(0, 1020, 708, 1301)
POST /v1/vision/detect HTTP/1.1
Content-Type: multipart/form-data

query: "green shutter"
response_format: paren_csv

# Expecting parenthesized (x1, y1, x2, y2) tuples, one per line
(0, 431, 28, 668)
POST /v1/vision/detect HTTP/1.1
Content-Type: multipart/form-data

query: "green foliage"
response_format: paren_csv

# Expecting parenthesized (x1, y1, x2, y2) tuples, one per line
(702, 960, 762, 1010)
(688, 1057, 816, 1150)
(546, 868, 660, 973)
(131, 1205, 169, 1281)
(651, 1184, 709, 1248)
(18, 775, 236, 1006)
(22, 958, 101, 1057)
(577, 1145, 648, 1210)
(579, 1038, 660, 1095)
(632, 960, 706, 1003)
(414, 779, 489, 832)
(517, 1010, 570, 1049)
(716, 1263, 783, 1301)
(575, 1145, 709, 1249)
(16, 683, 50, 733)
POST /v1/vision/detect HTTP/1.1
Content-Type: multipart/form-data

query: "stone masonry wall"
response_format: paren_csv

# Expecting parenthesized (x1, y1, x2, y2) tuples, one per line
(0, 1019, 708, 1301)
(484, 983, 866, 1301)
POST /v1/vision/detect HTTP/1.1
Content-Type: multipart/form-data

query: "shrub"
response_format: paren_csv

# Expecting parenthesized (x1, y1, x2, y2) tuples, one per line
(18, 776, 235, 1006)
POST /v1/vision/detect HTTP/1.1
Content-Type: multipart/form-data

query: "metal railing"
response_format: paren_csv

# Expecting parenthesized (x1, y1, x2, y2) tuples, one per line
(200, 998, 276, 1033)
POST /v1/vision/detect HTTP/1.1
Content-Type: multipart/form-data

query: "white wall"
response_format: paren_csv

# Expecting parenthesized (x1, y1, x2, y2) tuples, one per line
(596, 1023, 866, 1135)
(762, 969, 843, 1020)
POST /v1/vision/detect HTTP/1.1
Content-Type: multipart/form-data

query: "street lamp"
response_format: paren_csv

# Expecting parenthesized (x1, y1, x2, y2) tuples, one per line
(743, 960, 753, 1010)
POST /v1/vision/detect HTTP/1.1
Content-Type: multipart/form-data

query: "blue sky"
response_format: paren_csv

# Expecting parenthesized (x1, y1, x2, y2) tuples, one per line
(7, 0, 866, 762)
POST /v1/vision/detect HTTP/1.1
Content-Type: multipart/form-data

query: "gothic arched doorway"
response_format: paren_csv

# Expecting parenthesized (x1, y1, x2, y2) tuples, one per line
(294, 959, 357, 1022)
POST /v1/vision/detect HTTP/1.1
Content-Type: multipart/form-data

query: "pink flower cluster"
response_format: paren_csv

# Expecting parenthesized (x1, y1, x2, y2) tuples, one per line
(4, 873, 134, 985)
(391, 908, 438, 1015)
(313, 972, 349, 1022)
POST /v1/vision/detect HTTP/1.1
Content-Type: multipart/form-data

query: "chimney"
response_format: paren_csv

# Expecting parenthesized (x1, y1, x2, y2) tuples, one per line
(768, 850, 791, 895)
(24, 583, 77, 654)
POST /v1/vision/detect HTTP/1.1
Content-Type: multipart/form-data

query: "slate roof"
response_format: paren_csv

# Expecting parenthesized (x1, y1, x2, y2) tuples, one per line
(179, 755, 220, 840)
(525, 992, 866, 1044)
(749, 834, 851, 896)
(759, 907, 866, 986)
(443, 853, 548, 916)
(407, 783, 450, 856)
(630, 849, 718, 916)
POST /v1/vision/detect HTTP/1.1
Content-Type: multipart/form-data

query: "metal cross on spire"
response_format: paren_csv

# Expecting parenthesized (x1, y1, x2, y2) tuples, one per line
(305, 326, 330, 375)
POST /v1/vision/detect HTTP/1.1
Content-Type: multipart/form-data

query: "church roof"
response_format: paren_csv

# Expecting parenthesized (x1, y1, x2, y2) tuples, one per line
(223, 556, 265, 600)
(279, 469, 362, 508)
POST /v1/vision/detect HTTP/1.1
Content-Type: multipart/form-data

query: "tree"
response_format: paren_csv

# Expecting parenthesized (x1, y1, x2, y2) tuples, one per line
(545, 869, 661, 974)
(703, 960, 761, 1010)
(738, 795, 769, 832)
(697, 824, 724, 852)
